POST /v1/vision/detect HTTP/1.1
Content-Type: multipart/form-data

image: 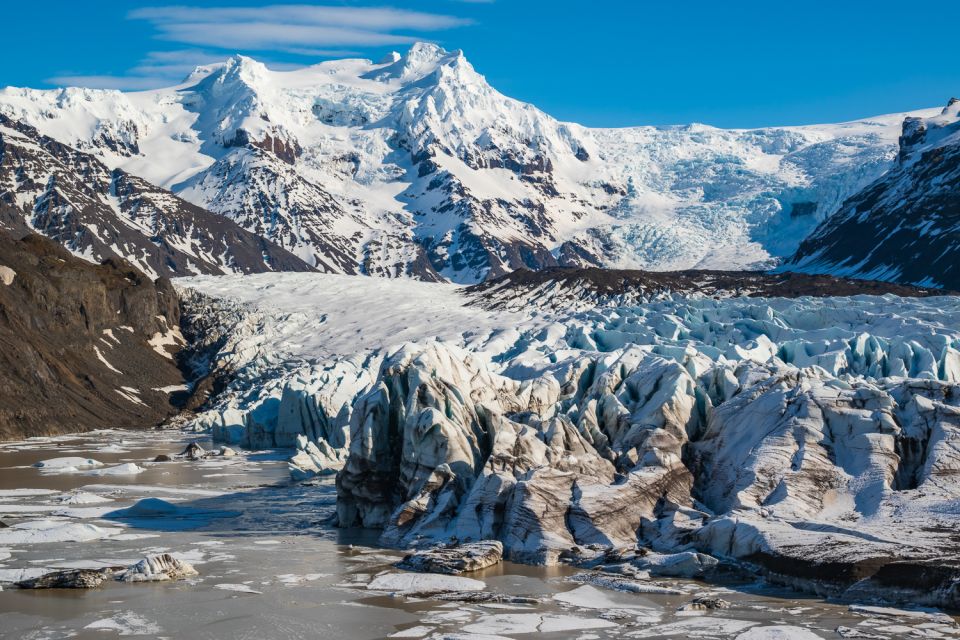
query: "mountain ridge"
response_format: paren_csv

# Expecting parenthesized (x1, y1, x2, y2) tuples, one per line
(0, 114, 315, 278)
(787, 98, 960, 289)
(0, 43, 937, 283)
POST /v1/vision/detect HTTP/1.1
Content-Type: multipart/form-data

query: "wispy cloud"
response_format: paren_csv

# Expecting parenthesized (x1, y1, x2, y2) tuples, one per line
(45, 74, 180, 91)
(45, 4, 472, 91)
(48, 49, 233, 90)
(129, 5, 471, 52)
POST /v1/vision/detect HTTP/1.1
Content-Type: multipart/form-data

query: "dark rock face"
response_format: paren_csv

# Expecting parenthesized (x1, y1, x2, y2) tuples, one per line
(16, 568, 115, 589)
(468, 266, 951, 311)
(0, 115, 314, 278)
(0, 231, 186, 440)
(788, 99, 960, 289)
(397, 541, 503, 575)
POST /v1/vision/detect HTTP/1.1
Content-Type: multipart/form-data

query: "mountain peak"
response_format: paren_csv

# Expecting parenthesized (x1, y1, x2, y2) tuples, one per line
(221, 55, 268, 82)
(404, 42, 448, 64)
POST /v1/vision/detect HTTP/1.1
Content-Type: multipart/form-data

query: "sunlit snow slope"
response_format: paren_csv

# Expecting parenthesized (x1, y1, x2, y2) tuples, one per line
(0, 44, 937, 283)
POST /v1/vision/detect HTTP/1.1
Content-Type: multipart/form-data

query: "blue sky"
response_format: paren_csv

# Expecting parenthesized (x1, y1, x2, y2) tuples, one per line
(2, 1, 958, 128)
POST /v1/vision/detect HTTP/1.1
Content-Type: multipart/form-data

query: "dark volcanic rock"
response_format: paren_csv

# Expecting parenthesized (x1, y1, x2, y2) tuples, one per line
(468, 266, 951, 311)
(397, 541, 503, 575)
(0, 231, 186, 440)
(787, 99, 960, 289)
(16, 568, 114, 589)
(180, 442, 208, 460)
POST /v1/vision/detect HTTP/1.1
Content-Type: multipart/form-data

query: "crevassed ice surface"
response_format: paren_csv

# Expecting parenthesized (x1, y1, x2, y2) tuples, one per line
(177, 273, 960, 610)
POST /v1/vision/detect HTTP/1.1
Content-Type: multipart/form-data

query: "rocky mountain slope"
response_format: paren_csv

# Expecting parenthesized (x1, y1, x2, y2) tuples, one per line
(0, 44, 933, 283)
(788, 99, 960, 289)
(176, 272, 960, 607)
(0, 231, 187, 439)
(0, 115, 314, 278)
(468, 267, 949, 312)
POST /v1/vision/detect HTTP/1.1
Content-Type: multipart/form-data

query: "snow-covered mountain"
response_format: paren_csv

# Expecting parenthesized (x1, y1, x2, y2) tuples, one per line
(788, 98, 960, 289)
(0, 44, 933, 283)
(0, 115, 314, 278)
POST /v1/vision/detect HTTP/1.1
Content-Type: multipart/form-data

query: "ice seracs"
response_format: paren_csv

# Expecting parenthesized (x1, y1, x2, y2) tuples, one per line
(179, 271, 960, 608)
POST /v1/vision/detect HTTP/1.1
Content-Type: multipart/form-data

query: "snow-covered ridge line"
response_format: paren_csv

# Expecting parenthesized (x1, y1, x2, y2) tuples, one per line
(0, 43, 941, 282)
(0, 115, 314, 277)
(176, 273, 960, 607)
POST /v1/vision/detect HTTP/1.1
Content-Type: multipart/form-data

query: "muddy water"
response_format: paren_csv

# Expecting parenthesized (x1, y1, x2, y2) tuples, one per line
(0, 430, 955, 640)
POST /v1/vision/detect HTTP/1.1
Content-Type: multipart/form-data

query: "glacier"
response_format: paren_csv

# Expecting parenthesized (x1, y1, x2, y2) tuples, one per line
(177, 272, 960, 607)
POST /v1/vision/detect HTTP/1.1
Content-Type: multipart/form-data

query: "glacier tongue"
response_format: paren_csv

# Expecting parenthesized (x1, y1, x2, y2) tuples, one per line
(177, 273, 960, 606)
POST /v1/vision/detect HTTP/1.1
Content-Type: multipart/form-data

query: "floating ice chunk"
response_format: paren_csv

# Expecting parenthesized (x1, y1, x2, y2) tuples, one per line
(367, 572, 485, 595)
(56, 491, 113, 505)
(460, 614, 543, 635)
(0, 488, 59, 497)
(630, 617, 758, 637)
(0, 567, 50, 583)
(33, 457, 103, 472)
(848, 604, 955, 623)
(0, 520, 123, 544)
(85, 612, 161, 636)
(460, 613, 618, 635)
(569, 572, 683, 595)
(734, 627, 823, 640)
(86, 463, 145, 476)
(389, 626, 435, 638)
(214, 583, 262, 594)
(95, 444, 129, 453)
(553, 585, 656, 613)
(105, 497, 239, 530)
(538, 615, 619, 633)
(120, 553, 199, 582)
(0, 503, 59, 514)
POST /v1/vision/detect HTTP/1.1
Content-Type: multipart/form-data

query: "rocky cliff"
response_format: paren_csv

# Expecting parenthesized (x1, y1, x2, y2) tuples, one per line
(788, 99, 960, 289)
(0, 231, 187, 439)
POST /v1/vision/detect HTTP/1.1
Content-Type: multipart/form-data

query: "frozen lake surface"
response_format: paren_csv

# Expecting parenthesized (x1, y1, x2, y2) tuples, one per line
(0, 429, 956, 639)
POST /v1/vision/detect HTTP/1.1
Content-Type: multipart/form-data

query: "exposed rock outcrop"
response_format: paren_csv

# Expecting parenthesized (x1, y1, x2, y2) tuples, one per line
(788, 99, 960, 289)
(0, 231, 186, 440)
(397, 541, 503, 575)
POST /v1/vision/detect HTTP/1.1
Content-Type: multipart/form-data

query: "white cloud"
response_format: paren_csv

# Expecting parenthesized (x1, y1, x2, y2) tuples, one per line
(46, 4, 473, 91)
(129, 4, 471, 52)
(45, 74, 177, 91)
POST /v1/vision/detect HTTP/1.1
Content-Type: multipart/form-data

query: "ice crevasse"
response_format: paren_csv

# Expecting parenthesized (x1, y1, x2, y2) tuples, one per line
(177, 274, 960, 606)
